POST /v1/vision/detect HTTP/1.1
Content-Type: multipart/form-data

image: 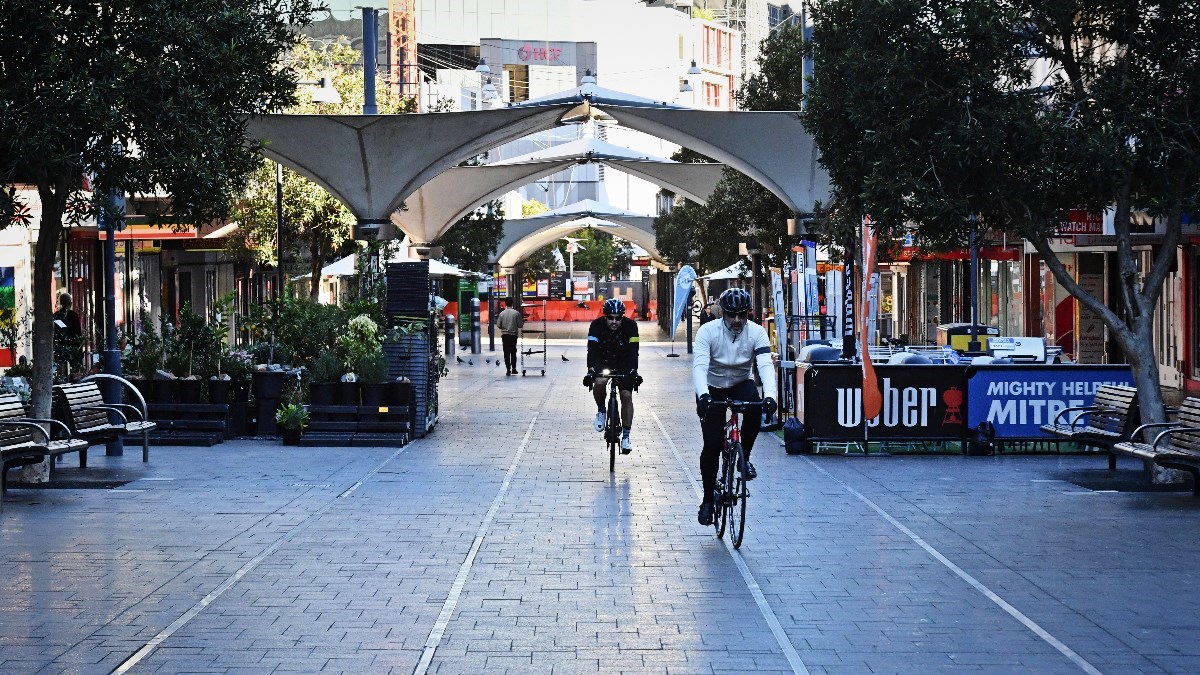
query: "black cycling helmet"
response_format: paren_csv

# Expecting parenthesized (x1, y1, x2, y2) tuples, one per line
(718, 288, 752, 315)
(602, 298, 626, 316)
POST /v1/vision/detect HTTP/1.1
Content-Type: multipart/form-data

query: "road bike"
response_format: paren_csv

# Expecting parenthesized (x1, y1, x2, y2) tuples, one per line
(592, 369, 636, 472)
(709, 399, 763, 549)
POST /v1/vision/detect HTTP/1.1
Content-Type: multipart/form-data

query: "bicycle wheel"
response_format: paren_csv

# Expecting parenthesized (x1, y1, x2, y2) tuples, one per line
(728, 442, 748, 549)
(606, 389, 620, 472)
(714, 448, 731, 538)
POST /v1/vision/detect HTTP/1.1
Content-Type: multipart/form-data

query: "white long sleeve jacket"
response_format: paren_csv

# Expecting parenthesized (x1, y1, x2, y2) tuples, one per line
(692, 319, 777, 401)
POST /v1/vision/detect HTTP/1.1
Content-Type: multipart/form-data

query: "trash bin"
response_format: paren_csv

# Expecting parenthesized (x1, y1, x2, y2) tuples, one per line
(935, 323, 1000, 352)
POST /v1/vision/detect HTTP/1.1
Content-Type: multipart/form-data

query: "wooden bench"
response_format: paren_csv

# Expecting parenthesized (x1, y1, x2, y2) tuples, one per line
(0, 392, 85, 510)
(1040, 384, 1139, 468)
(53, 376, 156, 467)
(1112, 397, 1200, 495)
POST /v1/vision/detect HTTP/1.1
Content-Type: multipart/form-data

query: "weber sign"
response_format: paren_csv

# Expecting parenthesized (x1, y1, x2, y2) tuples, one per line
(802, 365, 968, 440)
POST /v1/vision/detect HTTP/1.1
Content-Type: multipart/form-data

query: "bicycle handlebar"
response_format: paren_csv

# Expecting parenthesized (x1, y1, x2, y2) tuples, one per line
(707, 399, 765, 412)
(591, 369, 636, 380)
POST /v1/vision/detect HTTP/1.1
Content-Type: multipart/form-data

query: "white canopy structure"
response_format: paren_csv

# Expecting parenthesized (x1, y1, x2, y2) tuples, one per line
(246, 80, 830, 262)
(390, 136, 725, 244)
(245, 105, 570, 236)
(493, 200, 658, 268)
(294, 251, 476, 279)
(700, 259, 753, 280)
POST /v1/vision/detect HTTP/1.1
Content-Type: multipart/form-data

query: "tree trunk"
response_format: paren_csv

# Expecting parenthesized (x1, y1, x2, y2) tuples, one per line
(308, 237, 322, 301)
(20, 180, 67, 483)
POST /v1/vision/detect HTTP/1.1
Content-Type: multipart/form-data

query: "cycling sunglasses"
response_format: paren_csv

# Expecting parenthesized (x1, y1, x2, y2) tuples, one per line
(604, 314, 623, 320)
(725, 310, 749, 319)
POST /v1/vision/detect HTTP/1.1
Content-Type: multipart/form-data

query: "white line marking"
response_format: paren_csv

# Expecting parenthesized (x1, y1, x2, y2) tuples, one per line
(412, 414, 539, 675)
(796, 452, 1103, 675)
(112, 444, 411, 674)
(651, 410, 809, 675)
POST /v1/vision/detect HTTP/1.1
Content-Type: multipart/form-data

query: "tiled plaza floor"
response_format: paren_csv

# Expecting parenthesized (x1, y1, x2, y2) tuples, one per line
(2, 332, 1199, 674)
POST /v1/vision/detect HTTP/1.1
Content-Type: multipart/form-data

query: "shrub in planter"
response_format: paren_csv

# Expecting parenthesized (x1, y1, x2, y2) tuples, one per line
(357, 350, 390, 406)
(308, 350, 342, 405)
(275, 403, 309, 446)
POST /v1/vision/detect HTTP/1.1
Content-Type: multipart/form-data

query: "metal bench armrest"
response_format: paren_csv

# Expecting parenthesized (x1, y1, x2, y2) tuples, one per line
(1052, 405, 1104, 429)
(101, 403, 146, 421)
(81, 374, 149, 422)
(1131, 422, 1181, 442)
(19, 417, 74, 439)
(1152, 426, 1200, 450)
(81, 404, 129, 425)
(0, 421, 51, 444)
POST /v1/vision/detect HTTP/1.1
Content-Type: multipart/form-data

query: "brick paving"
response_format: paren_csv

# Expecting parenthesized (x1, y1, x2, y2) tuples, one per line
(2, 328, 1199, 674)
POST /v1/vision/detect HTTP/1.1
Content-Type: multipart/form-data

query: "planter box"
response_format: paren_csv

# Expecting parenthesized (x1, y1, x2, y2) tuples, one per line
(178, 379, 203, 404)
(309, 382, 336, 405)
(208, 379, 232, 404)
(335, 381, 360, 406)
(360, 383, 388, 407)
(252, 371, 286, 399)
(385, 335, 435, 438)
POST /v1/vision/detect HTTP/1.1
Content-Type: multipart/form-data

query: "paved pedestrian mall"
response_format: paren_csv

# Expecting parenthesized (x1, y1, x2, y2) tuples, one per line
(3, 336, 1199, 674)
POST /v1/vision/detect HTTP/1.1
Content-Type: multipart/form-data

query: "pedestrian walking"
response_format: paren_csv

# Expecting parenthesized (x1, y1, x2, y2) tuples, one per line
(495, 297, 523, 376)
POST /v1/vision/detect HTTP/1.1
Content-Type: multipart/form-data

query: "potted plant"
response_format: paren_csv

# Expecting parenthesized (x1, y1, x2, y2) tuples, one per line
(335, 314, 381, 407)
(357, 349, 390, 406)
(308, 350, 341, 405)
(274, 403, 309, 445)
(221, 348, 253, 403)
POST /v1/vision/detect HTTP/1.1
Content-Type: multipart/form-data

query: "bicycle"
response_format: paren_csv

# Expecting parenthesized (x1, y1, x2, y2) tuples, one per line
(708, 399, 763, 549)
(590, 369, 637, 472)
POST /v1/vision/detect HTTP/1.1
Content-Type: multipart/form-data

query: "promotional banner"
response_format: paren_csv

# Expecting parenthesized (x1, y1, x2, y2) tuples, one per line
(804, 241, 819, 322)
(966, 365, 1134, 438)
(771, 270, 785, 354)
(670, 265, 697, 338)
(825, 270, 843, 337)
(860, 216, 881, 421)
(802, 364, 968, 440)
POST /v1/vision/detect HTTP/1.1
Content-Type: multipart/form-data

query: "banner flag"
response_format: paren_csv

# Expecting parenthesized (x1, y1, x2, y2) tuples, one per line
(670, 265, 697, 338)
(860, 215, 882, 421)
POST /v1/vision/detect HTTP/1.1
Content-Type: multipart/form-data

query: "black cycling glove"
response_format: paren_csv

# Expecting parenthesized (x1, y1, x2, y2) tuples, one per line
(583, 371, 595, 388)
(631, 371, 644, 388)
(696, 393, 713, 418)
(762, 397, 777, 419)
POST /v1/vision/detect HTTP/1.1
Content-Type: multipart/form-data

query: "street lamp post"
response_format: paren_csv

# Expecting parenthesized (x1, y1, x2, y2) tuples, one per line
(101, 187, 124, 457)
(967, 214, 981, 352)
(275, 162, 284, 299)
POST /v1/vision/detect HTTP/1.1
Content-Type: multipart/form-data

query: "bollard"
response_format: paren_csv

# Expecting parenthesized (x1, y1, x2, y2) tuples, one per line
(471, 298, 481, 354)
(445, 315, 455, 358)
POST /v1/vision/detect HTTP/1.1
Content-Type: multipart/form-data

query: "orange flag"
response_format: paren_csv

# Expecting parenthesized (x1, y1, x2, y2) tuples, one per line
(860, 216, 882, 421)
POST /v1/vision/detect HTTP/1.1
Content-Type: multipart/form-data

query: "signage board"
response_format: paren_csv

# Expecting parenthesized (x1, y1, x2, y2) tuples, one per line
(1056, 210, 1103, 235)
(802, 364, 968, 440)
(965, 365, 1134, 438)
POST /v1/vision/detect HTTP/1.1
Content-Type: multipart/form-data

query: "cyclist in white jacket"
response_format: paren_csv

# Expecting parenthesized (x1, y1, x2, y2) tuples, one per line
(692, 288, 778, 526)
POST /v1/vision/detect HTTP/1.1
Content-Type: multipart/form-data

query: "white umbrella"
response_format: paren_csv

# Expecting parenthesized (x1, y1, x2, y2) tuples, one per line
(700, 259, 753, 280)
(293, 252, 476, 279)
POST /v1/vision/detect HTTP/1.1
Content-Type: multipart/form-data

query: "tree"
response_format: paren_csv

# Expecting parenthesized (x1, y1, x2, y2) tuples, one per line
(231, 38, 412, 299)
(652, 27, 807, 274)
(517, 200, 559, 281)
(570, 228, 634, 279)
(0, 0, 318, 430)
(434, 200, 506, 272)
(803, 0, 1200, 428)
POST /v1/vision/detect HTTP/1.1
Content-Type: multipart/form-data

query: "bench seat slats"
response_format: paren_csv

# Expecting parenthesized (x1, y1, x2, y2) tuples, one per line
(1111, 397, 1200, 495)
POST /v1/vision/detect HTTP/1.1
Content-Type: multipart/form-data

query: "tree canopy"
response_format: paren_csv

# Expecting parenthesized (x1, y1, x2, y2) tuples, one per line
(651, 27, 806, 274)
(803, 0, 1200, 425)
(0, 0, 319, 426)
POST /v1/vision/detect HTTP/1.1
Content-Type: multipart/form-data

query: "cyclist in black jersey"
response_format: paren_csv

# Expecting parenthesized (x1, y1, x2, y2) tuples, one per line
(583, 298, 641, 453)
